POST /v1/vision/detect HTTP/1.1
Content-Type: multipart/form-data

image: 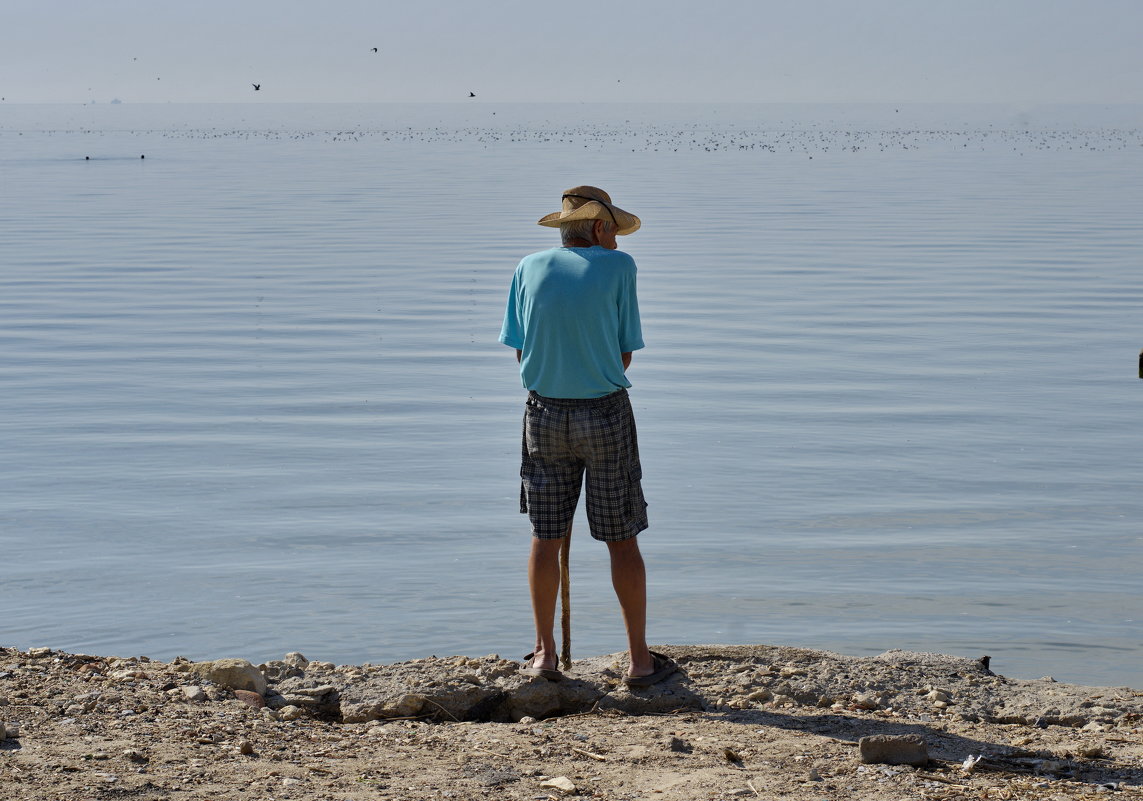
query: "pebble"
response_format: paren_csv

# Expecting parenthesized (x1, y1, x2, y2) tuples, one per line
(278, 705, 303, 721)
(181, 686, 207, 702)
(539, 776, 576, 794)
(233, 690, 266, 709)
(110, 669, 144, 682)
(283, 652, 310, 669)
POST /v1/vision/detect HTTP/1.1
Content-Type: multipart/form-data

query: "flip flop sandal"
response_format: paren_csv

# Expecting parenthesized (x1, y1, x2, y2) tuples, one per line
(521, 652, 564, 682)
(623, 651, 679, 688)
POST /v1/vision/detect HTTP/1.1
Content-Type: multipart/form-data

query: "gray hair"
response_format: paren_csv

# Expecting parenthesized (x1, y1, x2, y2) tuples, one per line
(560, 219, 615, 246)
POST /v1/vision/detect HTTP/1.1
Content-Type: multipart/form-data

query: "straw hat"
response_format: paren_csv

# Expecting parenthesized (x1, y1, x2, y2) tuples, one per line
(537, 186, 641, 236)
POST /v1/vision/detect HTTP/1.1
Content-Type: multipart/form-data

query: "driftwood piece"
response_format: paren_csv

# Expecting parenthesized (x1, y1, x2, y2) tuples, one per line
(560, 526, 572, 670)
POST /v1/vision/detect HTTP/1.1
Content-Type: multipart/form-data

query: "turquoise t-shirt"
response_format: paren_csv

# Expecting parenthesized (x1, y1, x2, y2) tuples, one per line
(500, 246, 644, 399)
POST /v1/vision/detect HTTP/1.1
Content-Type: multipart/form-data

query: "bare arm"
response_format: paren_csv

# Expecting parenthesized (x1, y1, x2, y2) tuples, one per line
(516, 349, 522, 363)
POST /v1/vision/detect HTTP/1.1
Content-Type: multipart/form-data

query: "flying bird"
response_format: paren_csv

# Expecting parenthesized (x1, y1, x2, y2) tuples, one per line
(371, 47, 378, 52)
(252, 84, 261, 91)
(469, 91, 475, 98)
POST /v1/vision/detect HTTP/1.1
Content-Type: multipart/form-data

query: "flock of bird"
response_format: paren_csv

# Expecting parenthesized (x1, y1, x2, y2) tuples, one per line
(90, 120, 1141, 156)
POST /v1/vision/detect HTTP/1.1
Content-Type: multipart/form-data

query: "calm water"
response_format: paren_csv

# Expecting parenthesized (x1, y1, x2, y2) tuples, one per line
(2, 103, 1141, 688)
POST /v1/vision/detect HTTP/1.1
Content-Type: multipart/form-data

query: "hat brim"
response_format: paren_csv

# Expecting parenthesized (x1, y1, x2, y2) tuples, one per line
(538, 201, 641, 236)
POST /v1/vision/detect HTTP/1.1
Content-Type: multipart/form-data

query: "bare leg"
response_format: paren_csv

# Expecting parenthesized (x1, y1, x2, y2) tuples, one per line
(606, 537, 654, 677)
(528, 536, 565, 671)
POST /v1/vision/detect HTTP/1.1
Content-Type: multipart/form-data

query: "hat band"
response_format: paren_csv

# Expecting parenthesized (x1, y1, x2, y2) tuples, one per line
(562, 194, 618, 227)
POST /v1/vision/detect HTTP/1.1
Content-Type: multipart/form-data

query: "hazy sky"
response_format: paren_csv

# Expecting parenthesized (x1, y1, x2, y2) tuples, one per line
(3, 0, 1140, 104)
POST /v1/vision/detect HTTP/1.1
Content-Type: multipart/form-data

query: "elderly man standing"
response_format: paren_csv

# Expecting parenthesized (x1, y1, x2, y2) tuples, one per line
(499, 186, 677, 687)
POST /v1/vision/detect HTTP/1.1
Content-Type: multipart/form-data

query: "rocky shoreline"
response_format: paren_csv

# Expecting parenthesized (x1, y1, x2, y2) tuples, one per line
(2, 644, 1141, 799)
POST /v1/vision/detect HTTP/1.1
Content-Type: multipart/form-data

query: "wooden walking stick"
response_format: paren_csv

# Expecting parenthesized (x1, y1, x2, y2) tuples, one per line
(559, 524, 572, 670)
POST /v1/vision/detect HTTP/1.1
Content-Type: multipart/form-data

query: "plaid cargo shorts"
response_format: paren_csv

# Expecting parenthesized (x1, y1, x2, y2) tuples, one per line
(519, 388, 649, 541)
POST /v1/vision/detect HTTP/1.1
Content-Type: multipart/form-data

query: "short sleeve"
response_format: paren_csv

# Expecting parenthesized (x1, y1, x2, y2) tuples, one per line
(499, 269, 524, 349)
(617, 264, 644, 353)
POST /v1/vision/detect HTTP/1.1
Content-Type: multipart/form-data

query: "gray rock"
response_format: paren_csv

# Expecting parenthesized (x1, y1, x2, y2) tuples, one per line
(504, 678, 601, 722)
(859, 734, 929, 766)
(852, 692, 884, 710)
(540, 776, 576, 794)
(185, 659, 268, 695)
(279, 685, 339, 707)
(283, 652, 310, 669)
(181, 685, 207, 702)
(278, 705, 304, 721)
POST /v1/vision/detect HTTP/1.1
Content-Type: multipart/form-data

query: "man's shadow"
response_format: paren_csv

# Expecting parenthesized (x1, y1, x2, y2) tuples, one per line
(713, 707, 1140, 789)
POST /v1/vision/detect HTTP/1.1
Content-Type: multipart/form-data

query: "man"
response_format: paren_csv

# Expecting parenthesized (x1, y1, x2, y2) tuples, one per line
(499, 186, 676, 687)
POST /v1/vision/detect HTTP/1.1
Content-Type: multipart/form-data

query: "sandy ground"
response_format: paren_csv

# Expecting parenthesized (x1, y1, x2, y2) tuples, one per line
(2, 644, 1142, 800)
